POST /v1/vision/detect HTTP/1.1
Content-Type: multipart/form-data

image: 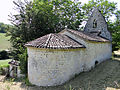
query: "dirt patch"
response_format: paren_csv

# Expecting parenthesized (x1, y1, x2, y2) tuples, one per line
(0, 58, 120, 90)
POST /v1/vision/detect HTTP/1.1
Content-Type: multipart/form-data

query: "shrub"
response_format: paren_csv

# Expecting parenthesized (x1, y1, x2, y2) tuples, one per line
(0, 66, 9, 75)
(18, 47, 28, 75)
(0, 50, 9, 60)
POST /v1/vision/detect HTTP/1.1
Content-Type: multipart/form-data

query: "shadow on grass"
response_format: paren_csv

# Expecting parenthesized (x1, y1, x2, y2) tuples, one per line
(17, 58, 120, 90)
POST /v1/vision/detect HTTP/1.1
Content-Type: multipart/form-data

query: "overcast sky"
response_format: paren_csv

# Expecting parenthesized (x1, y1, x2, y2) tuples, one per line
(0, 0, 120, 24)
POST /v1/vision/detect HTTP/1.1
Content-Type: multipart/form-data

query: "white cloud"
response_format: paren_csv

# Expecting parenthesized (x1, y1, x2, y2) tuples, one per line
(0, 0, 31, 24)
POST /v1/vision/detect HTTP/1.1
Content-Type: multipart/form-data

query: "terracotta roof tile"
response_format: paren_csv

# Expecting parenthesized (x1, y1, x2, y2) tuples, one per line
(65, 29, 110, 42)
(25, 33, 85, 49)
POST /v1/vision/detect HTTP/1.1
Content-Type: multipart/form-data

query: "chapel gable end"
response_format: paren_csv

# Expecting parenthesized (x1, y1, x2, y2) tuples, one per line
(84, 8, 112, 41)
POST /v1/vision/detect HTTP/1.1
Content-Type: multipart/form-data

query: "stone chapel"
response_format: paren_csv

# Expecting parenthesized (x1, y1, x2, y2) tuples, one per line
(25, 8, 112, 86)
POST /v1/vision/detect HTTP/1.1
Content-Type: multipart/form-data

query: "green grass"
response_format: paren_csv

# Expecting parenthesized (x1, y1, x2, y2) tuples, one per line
(0, 59, 11, 68)
(0, 33, 11, 51)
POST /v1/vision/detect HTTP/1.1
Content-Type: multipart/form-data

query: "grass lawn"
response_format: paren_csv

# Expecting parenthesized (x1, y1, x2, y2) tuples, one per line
(0, 59, 11, 68)
(0, 33, 11, 51)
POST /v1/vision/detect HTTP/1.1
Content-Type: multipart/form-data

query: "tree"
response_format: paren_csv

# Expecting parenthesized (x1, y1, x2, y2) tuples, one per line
(7, 0, 84, 74)
(109, 11, 120, 50)
(0, 23, 10, 33)
(82, 0, 117, 22)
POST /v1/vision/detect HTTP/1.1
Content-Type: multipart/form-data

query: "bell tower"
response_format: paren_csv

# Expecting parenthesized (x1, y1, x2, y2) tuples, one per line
(84, 8, 112, 41)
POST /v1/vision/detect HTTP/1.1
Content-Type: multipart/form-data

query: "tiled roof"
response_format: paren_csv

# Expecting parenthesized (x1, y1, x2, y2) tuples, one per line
(25, 33, 85, 49)
(65, 29, 110, 42)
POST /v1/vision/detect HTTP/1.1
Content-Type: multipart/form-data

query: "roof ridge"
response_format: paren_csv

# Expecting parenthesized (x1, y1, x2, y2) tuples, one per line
(65, 34, 85, 47)
(65, 29, 109, 42)
(44, 33, 52, 47)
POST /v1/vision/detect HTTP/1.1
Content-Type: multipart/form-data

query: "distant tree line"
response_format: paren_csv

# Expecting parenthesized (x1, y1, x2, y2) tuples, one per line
(0, 23, 10, 33)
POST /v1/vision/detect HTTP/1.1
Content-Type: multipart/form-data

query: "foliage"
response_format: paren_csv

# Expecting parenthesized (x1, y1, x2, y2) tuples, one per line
(0, 66, 9, 75)
(0, 23, 9, 33)
(24, 77, 32, 86)
(18, 47, 28, 74)
(50, 0, 83, 30)
(0, 59, 10, 75)
(82, 0, 117, 22)
(8, 0, 83, 74)
(0, 50, 9, 60)
(109, 11, 120, 50)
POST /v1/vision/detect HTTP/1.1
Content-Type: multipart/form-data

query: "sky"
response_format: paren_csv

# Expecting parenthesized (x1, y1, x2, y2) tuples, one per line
(0, 0, 120, 24)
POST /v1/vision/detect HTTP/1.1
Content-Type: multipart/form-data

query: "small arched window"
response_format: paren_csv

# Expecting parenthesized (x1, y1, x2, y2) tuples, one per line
(95, 61, 99, 66)
(93, 19, 97, 28)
